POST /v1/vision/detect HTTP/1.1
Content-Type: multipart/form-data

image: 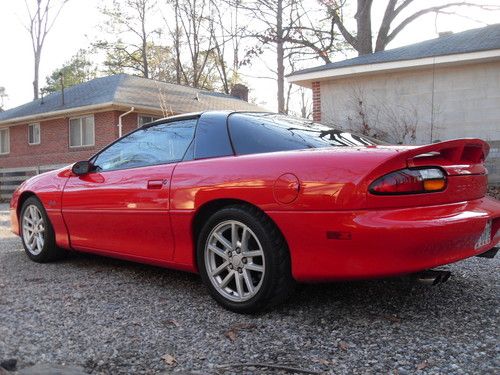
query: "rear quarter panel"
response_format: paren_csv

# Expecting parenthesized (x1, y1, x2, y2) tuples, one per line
(171, 148, 400, 211)
(169, 148, 400, 266)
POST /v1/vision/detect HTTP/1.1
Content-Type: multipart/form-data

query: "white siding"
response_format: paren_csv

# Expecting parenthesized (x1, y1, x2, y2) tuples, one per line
(319, 60, 500, 182)
(320, 60, 500, 144)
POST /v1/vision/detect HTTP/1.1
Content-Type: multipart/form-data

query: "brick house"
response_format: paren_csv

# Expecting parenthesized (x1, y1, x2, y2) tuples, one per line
(288, 24, 500, 182)
(0, 74, 259, 198)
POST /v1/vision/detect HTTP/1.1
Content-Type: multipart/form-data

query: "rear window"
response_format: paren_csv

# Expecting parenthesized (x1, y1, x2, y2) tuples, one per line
(228, 113, 384, 156)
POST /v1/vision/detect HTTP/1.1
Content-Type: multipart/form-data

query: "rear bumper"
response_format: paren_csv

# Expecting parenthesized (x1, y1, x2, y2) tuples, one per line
(267, 197, 500, 282)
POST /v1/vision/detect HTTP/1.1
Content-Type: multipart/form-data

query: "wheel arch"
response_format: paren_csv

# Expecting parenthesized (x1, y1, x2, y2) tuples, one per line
(191, 198, 288, 264)
(16, 191, 38, 221)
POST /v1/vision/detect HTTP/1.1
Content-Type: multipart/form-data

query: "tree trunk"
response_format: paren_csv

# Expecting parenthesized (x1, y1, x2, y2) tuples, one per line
(141, 15, 149, 78)
(33, 52, 40, 100)
(174, 0, 181, 84)
(142, 37, 149, 78)
(276, 0, 285, 113)
(355, 0, 374, 55)
(301, 89, 306, 118)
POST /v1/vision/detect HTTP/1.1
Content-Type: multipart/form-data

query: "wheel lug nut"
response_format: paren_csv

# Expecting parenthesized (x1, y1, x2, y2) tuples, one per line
(229, 265, 233, 269)
(238, 268, 242, 273)
(242, 258, 247, 264)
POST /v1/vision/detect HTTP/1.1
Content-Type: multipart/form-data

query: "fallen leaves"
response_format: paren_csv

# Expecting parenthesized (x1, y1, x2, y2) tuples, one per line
(224, 323, 257, 342)
(313, 358, 335, 366)
(383, 314, 402, 323)
(338, 341, 349, 351)
(161, 354, 177, 366)
(416, 361, 428, 370)
(163, 319, 180, 327)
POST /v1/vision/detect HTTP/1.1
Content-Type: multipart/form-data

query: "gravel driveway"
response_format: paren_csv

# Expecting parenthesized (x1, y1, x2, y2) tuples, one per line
(0, 203, 499, 374)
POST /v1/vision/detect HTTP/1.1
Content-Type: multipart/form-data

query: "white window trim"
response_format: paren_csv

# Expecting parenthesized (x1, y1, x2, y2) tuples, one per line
(0, 127, 10, 155)
(137, 114, 160, 128)
(28, 123, 41, 145)
(69, 115, 95, 148)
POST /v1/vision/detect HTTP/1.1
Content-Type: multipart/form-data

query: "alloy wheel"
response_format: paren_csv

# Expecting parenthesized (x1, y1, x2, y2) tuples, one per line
(204, 220, 265, 302)
(22, 205, 45, 256)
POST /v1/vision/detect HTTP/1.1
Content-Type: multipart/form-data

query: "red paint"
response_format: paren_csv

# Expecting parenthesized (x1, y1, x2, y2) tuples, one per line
(61, 164, 175, 260)
(273, 173, 300, 204)
(10, 137, 500, 281)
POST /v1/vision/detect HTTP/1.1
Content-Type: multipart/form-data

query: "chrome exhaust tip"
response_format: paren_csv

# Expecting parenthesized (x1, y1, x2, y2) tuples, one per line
(414, 269, 452, 285)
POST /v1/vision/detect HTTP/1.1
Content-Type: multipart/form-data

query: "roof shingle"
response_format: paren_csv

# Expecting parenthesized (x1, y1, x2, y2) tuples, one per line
(290, 23, 500, 77)
(0, 74, 261, 122)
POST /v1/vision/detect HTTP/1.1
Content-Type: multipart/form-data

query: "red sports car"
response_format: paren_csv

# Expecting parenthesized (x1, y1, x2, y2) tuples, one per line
(10, 111, 500, 312)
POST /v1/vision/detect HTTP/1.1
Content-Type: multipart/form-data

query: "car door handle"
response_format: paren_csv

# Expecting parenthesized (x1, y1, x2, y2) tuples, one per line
(147, 180, 167, 189)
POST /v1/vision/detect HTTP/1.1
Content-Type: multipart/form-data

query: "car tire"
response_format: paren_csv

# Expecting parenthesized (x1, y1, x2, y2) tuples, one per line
(197, 204, 295, 313)
(20, 196, 65, 263)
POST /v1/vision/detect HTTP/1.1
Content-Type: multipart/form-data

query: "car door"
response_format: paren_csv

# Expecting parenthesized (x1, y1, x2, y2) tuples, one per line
(61, 117, 198, 261)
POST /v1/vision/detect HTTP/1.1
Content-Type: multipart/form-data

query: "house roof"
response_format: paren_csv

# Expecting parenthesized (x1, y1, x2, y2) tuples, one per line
(0, 74, 261, 124)
(289, 23, 500, 84)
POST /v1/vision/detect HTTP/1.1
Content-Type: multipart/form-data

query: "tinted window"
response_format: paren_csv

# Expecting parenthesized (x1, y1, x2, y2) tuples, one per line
(92, 119, 196, 172)
(194, 112, 233, 159)
(228, 113, 384, 155)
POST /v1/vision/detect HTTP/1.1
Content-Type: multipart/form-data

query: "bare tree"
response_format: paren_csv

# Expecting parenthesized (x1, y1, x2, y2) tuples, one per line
(342, 84, 419, 144)
(284, 1, 344, 64)
(172, 0, 182, 84)
(24, 0, 69, 100)
(321, 0, 500, 55)
(155, 82, 175, 117)
(95, 0, 160, 79)
(236, 0, 299, 113)
(207, 0, 243, 93)
(164, 0, 228, 90)
(235, 0, 342, 112)
(0, 87, 7, 111)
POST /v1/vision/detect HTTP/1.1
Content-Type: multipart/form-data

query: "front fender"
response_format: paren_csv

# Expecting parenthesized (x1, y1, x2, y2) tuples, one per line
(9, 166, 73, 248)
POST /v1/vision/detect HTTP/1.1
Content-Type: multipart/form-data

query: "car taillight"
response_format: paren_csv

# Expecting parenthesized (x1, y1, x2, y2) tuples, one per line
(369, 168, 446, 195)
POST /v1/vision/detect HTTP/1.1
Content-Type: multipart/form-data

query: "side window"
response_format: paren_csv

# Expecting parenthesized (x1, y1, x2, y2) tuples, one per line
(92, 118, 197, 172)
(0, 128, 9, 155)
(228, 114, 312, 155)
(69, 115, 95, 147)
(28, 123, 41, 145)
(138, 115, 161, 127)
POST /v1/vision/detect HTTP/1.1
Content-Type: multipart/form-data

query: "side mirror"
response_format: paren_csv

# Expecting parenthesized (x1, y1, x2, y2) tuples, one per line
(72, 161, 92, 176)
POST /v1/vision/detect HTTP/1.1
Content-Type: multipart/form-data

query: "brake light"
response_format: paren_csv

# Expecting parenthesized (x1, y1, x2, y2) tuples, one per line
(369, 168, 446, 195)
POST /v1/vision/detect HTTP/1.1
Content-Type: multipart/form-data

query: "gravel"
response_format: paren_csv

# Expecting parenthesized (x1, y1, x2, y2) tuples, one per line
(488, 185, 500, 200)
(0, 203, 499, 374)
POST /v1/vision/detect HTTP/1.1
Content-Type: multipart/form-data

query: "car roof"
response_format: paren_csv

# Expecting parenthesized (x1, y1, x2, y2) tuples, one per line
(142, 110, 274, 128)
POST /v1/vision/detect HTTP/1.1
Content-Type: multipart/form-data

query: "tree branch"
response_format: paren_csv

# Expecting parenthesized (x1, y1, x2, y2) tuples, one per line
(384, 2, 500, 50)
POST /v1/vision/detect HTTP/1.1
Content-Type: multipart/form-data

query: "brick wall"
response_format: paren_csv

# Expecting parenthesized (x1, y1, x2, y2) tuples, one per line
(122, 112, 141, 136)
(312, 81, 321, 122)
(0, 110, 155, 169)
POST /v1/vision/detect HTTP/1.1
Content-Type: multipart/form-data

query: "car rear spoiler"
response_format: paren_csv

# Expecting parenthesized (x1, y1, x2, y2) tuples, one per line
(405, 138, 489, 176)
(369, 138, 490, 179)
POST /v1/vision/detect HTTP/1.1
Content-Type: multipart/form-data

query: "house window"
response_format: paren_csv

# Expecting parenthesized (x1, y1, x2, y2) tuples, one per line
(0, 128, 9, 155)
(28, 123, 41, 145)
(69, 115, 95, 147)
(138, 115, 160, 127)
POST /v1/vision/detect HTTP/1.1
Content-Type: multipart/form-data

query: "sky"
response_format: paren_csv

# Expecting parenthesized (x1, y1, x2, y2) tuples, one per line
(0, 0, 499, 113)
